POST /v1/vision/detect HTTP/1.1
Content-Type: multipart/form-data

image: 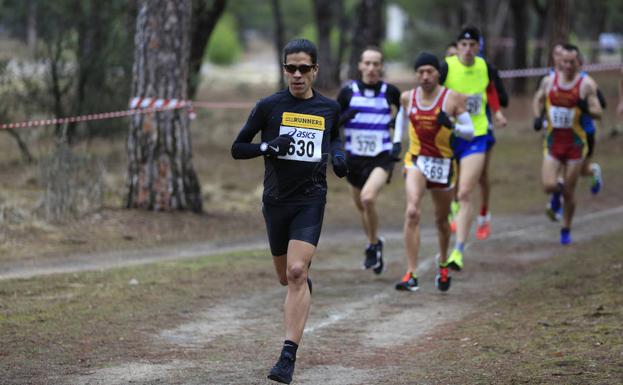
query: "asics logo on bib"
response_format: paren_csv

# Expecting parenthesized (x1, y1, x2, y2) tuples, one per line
(287, 128, 316, 140)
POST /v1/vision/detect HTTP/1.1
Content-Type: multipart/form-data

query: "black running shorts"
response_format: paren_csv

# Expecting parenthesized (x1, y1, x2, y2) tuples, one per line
(346, 151, 395, 190)
(262, 202, 326, 256)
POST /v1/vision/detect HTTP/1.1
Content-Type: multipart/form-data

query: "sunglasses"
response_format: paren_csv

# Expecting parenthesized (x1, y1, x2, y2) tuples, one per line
(283, 63, 317, 74)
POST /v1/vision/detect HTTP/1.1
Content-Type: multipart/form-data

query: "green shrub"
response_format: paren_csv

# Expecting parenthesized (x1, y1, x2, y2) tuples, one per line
(206, 14, 242, 66)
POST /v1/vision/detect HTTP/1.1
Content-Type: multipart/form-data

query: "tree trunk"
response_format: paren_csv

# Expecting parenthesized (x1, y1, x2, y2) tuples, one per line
(334, 0, 348, 86)
(5, 129, 35, 163)
(545, 0, 571, 63)
(188, 0, 227, 99)
(26, 0, 37, 54)
(587, 1, 607, 63)
(347, 0, 385, 80)
(531, 0, 547, 68)
(511, 0, 527, 93)
(313, 0, 337, 90)
(126, 0, 202, 212)
(271, 0, 285, 90)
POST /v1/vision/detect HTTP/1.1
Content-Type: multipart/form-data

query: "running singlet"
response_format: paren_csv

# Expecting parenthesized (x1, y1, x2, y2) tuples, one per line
(343, 82, 393, 156)
(405, 87, 455, 186)
(544, 72, 587, 161)
(233, 89, 341, 205)
(443, 55, 489, 137)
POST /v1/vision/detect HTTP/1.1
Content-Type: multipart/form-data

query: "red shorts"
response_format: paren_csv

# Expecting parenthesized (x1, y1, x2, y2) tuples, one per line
(545, 129, 585, 162)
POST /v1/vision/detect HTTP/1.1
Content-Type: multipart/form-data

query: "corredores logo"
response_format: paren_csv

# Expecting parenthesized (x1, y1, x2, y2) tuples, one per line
(287, 128, 316, 140)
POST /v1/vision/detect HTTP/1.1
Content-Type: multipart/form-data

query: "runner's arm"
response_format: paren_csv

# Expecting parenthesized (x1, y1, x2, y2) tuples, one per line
(487, 63, 509, 107)
(449, 93, 474, 140)
(231, 103, 266, 159)
(583, 77, 603, 119)
(532, 76, 548, 118)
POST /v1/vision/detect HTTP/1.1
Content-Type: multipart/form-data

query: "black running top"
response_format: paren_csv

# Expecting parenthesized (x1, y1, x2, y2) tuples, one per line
(231, 88, 342, 205)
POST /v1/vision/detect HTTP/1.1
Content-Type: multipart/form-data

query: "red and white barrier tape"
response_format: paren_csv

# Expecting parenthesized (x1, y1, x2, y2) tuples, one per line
(2, 62, 621, 130)
(499, 62, 621, 78)
(0, 100, 190, 131)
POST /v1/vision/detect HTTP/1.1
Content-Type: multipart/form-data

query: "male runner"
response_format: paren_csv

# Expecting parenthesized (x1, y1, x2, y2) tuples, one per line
(542, 43, 605, 222)
(475, 37, 508, 240)
(336, 46, 401, 275)
(533, 44, 602, 245)
(231, 39, 347, 384)
(445, 42, 458, 57)
(439, 26, 506, 270)
(395, 52, 473, 292)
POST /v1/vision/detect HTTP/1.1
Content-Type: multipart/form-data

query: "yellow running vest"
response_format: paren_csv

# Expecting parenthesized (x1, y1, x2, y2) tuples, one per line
(443, 55, 489, 137)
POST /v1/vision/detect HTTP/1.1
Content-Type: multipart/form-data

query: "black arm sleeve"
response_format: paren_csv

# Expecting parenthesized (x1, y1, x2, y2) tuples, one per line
(439, 61, 448, 85)
(597, 88, 607, 109)
(487, 62, 509, 108)
(329, 107, 344, 157)
(386, 84, 401, 129)
(336, 86, 354, 127)
(231, 103, 265, 159)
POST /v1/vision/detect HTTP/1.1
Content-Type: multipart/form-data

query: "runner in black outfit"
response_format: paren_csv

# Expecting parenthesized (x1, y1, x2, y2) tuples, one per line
(231, 39, 347, 384)
(336, 47, 401, 275)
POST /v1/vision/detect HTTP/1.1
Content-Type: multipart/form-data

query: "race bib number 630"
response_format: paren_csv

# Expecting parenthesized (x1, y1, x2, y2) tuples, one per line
(278, 112, 325, 162)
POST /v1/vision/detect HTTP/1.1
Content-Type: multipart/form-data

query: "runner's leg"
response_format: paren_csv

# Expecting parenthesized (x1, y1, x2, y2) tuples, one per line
(403, 167, 427, 273)
(283, 239, 314, 344)
(455, 153, 486, 245)
(431, 188, 454, 265)
(561, 161, 583, 231)
(360, 167, 389, 244)
(350, 186, 370, 240)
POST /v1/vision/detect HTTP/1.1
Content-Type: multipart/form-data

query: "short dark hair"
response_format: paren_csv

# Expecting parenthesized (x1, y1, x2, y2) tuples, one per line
(562, 43, 583, 63)
(360, 45, 384, 62)
(283, 39, 318, 64)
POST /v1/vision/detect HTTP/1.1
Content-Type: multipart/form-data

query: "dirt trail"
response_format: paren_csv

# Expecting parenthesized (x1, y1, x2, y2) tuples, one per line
(47, 205, 623, 385)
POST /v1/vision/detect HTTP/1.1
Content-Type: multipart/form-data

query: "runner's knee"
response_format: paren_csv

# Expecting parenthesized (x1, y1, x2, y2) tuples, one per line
(360, 191, 376, 209)
(405, 205, 421, 227)
(286, 263, 307, 284)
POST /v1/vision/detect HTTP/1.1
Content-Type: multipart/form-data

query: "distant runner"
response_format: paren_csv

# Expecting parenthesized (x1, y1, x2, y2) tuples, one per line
(532, 44, 602, 245)
(395, 52, 473, 292)
(336, 46, 401, 275)
(439, 26, 506, 270)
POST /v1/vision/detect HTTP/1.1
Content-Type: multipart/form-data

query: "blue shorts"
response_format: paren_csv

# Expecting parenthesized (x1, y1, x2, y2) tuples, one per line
(453, 135, 488, 160)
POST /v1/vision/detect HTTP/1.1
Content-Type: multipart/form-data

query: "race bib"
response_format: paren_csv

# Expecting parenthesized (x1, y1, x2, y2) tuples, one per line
(549, 106, 575, 129)
(278, 112, 324, 162)
(349, 129, 384, 156)
(466, 94, 482, 115)
(416, 156, 451, 184)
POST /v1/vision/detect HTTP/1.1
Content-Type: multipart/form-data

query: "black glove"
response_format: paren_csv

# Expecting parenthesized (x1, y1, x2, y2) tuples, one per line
(332, 152, 348, 178)
(267, 134, 294, 156)
(391, 142, 402, 161)
(436, 110, 454, 129)
(577, 98, 590, 115)
(533, 117, 543, 131)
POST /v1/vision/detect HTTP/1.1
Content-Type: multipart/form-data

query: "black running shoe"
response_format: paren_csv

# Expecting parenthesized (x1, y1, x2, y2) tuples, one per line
(395, 272, 419, 292)
(435, 266, 451, 292)
(268, 351, 295, 384)
(363, 244, 378, 269)
(372, 238, 384, 275)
